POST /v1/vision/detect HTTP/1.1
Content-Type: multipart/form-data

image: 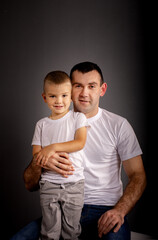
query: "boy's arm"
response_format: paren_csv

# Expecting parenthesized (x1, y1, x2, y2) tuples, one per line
(36, 127, 87, 166)
(54, 126, 87, 152)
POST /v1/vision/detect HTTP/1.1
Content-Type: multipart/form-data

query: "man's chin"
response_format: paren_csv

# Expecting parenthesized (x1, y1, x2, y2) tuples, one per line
(76, 106, 90, 114)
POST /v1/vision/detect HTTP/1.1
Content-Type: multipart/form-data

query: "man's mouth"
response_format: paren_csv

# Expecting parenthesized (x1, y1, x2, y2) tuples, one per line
(79, 100, 89, 103)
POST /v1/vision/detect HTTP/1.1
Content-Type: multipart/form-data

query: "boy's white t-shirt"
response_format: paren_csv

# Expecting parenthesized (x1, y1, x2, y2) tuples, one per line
(32, 110, 89, 184)
(83, 108, 142, 206)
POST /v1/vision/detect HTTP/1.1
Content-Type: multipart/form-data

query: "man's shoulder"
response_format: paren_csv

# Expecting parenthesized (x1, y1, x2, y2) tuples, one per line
(100, 108, 126, 123)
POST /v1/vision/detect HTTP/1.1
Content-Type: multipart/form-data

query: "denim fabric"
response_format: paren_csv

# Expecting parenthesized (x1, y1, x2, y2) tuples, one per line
(80, 204, 131, 240)
(10, 218, 41, 240)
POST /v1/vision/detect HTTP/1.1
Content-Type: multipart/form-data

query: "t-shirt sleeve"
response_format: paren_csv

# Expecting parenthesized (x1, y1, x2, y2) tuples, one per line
(74, 112, 90, 131)
(31, 121, 42, 146)
(117, 119, 142, 161)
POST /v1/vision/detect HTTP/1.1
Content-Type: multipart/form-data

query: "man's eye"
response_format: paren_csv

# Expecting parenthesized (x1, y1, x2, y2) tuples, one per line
(75, 84, 81, 88)
(89, 85, 95, 89)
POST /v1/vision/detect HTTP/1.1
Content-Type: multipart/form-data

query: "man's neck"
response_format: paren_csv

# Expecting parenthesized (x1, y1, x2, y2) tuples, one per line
(74, 107, 99, 119)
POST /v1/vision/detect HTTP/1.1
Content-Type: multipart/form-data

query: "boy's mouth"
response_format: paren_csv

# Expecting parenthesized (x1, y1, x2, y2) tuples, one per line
(54, 105, 64, 108)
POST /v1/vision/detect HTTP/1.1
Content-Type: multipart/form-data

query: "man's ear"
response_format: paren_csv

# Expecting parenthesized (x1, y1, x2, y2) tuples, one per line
(100, 83, 107, 97)
(42, 93, 47, 103)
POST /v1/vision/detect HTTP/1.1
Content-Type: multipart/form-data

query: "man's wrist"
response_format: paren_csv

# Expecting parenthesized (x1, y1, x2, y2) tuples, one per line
(113, 202, 128, 218)
(32, 154, 41, 170)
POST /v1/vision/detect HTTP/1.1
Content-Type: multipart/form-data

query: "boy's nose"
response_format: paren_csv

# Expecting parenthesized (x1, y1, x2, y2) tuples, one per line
(56, 96, 62, 103)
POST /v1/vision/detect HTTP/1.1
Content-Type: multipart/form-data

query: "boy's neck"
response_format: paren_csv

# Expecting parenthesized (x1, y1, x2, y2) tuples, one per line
(49, 109, 69, 120)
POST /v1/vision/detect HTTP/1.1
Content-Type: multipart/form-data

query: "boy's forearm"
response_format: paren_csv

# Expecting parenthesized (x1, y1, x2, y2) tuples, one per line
(23, 155, 42, 191)
(53, 140, 85, 153)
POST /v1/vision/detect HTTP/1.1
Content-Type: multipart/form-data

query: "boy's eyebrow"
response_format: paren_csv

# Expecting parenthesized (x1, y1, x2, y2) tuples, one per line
(48, 91, 70, 95)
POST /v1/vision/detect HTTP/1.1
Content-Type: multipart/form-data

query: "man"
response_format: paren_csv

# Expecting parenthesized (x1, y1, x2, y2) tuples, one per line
(12, 62, 146, 240)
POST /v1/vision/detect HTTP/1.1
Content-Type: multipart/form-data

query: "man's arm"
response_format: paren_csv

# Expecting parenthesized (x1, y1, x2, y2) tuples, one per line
(98, 155, 146, 237)
(24, 152, 74, 191)
(23, 154, 42, 191)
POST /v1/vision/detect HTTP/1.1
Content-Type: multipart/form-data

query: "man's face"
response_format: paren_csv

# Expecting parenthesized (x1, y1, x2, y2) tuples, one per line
(71, 70, 107, 118)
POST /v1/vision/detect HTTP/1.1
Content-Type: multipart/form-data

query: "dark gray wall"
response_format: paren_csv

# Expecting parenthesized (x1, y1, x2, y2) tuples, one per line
(1, 0, 156, 238)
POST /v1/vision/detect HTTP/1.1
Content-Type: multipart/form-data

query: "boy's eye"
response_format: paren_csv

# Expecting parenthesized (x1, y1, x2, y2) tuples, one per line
(63, 94, 67, 97)
(50, 95, 55, 98)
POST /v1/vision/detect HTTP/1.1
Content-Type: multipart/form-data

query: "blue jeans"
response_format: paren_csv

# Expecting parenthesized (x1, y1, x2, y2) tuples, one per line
(10, 218, 41, 240)
(80, 204, 130, 240)
(10, 204, 130, 240)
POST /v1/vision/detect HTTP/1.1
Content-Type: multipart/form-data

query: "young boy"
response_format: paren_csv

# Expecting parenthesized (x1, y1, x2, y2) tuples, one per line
(32, 71, 88, 240)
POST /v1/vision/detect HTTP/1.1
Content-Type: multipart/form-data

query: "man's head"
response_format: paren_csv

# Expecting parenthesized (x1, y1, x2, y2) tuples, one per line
(42, 71, 72, 119)
(70, 61, 104, 86)
(70, 62, 107, 118)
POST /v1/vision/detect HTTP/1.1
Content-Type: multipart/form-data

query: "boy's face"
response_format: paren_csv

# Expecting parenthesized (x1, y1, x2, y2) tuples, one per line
(71, 70, 107, 118)
(42, 80, 72, 119)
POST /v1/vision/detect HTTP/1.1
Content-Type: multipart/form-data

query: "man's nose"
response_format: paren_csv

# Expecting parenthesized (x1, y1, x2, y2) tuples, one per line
(80, 87, 88, 97)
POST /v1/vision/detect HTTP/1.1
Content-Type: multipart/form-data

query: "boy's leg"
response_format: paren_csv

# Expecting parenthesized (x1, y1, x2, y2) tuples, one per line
(10, 218, 41, 240)
(80, 204, 131, 240)
(61, 180, 84, 240)
(40, 181, 62, 240)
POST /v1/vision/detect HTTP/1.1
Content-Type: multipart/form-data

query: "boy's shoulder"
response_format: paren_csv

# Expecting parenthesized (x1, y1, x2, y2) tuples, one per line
(71, 110, 87, 121)
(35, 117, 49, 126)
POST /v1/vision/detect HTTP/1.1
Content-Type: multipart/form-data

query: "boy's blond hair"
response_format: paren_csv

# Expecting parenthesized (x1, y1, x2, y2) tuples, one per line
(43, 71, 70, 91)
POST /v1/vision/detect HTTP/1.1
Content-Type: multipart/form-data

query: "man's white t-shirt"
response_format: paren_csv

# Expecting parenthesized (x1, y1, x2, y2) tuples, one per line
(32, 110, 89, 184)
(83, 108, 142, 206)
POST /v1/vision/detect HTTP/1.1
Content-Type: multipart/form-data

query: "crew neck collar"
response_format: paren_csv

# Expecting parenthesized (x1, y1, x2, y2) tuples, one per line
(87, 108, 102, 123)
(47, 110, 71, 122)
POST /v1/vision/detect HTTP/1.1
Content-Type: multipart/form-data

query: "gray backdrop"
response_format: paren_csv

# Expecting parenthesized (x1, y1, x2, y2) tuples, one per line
(1, 0, 155, 239)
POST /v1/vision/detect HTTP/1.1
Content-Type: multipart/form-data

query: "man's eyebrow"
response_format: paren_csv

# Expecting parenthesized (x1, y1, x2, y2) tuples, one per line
(88, 82, 98, 85)
(72, 82, 83, 86)
(72, 82, 98, 85)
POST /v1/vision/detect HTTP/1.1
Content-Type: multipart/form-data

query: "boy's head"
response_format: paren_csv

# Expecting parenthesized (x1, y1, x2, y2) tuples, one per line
(42, 71, 72, 119)
(43, 71, 71, 92)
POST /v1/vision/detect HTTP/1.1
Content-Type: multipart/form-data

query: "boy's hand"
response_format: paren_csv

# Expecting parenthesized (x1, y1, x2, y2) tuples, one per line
(36, 145, 55, 166)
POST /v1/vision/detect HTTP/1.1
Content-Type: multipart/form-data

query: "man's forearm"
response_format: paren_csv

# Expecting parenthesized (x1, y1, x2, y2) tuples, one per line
(23, 155, 42, 191)
(114, 172, 147, 216)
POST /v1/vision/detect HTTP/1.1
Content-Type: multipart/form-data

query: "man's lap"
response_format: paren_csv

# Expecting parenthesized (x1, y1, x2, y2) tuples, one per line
(79, 204, 130, 240)
(10, 204, 130, 240)
(10, 218, 41, 240)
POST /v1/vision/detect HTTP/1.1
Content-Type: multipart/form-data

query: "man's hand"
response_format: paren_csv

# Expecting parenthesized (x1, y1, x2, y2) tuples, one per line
(37, 152, 74, 177)
(98, 208, 124, 238)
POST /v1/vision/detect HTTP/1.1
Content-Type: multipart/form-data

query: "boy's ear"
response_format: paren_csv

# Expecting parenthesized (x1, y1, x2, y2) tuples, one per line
(42, 93, 47, 102)
(100, 83, 107, 97)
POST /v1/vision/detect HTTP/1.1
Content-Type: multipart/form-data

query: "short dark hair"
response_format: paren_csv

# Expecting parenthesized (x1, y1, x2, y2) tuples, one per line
(70, 61, 104, 85)
(43, 71, 70, 91)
